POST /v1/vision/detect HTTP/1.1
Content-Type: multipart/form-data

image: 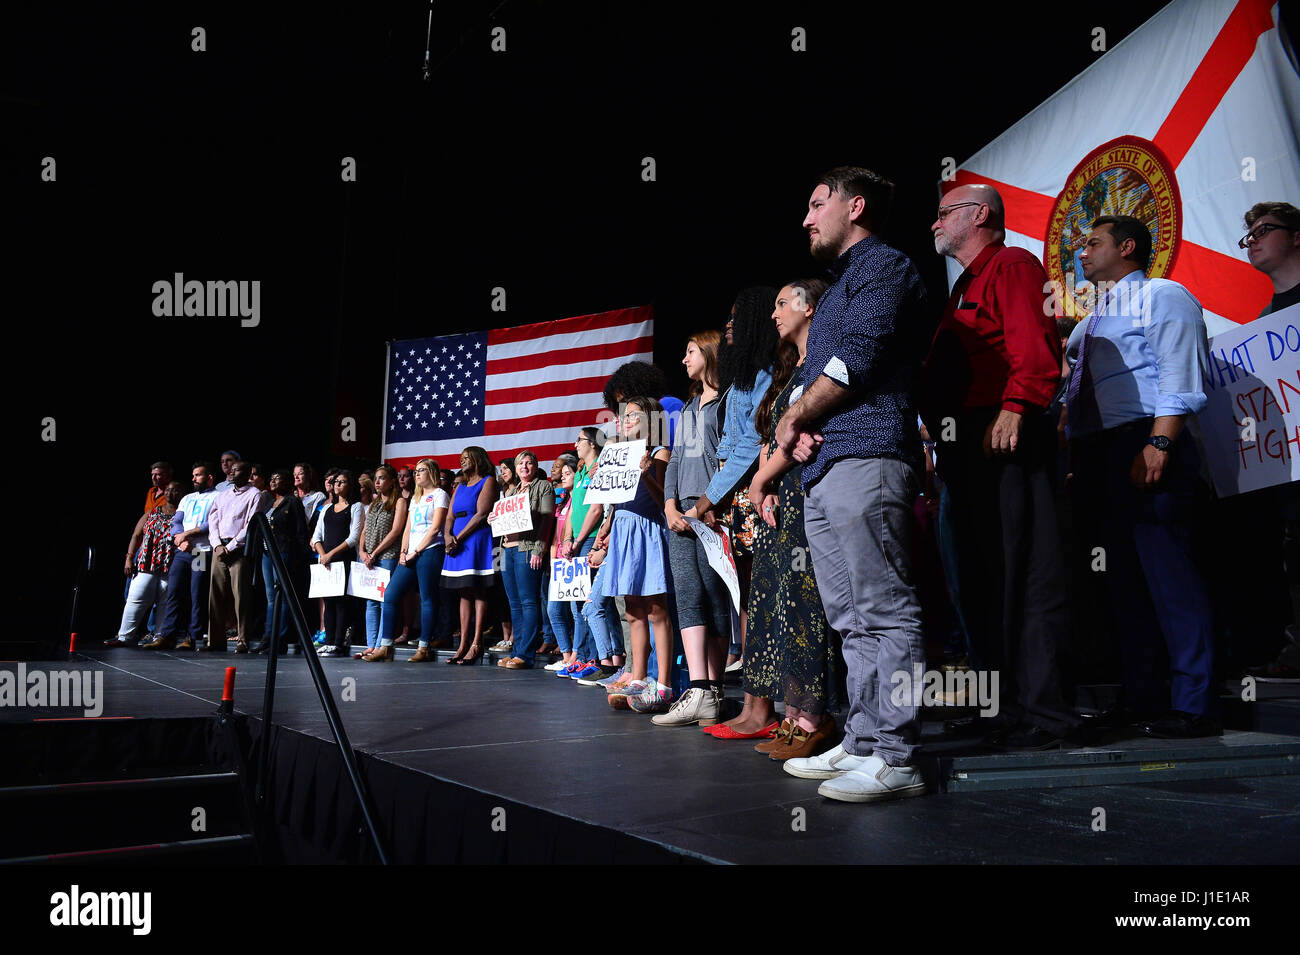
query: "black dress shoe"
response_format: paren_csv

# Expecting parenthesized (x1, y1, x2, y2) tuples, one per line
(945, 712, 1017, 738)
(1141, 711, 1222, 739)
(996, 725, 1067, 750)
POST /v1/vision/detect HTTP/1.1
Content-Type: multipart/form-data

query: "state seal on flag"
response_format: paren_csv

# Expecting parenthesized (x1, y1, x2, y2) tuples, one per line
(1045, 135, 1182, 318)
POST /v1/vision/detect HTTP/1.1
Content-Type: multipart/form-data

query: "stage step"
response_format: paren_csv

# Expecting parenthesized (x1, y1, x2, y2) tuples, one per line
(0, 768, 252, 861)
(2, 833, 256, 865)
(933, 730, 1300, 793)
(0, 717, 258, 863)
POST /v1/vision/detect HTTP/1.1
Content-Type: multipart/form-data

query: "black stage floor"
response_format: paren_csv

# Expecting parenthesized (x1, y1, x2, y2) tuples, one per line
(5, 647, 1299, 864)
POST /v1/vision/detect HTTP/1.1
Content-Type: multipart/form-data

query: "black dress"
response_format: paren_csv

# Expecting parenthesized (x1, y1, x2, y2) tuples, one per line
(770, 373, 834, 715)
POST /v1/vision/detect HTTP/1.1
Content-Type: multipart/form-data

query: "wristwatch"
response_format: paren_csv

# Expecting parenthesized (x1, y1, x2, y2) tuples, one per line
(1146, 435, 1172, 452)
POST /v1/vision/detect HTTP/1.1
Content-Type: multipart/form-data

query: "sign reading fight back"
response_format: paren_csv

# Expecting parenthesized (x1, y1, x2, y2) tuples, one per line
(487, 494, 534, 537)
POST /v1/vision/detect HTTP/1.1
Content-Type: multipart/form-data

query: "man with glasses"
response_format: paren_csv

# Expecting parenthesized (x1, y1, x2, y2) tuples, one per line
(1240, 202, 1300, 682)
(920, 183, 1080, 749)
(1064, 214, 1216, 738)
(1240, 202, 1300, 317)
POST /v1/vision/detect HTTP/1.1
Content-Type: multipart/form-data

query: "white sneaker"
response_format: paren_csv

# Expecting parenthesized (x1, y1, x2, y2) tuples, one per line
(543, 659, 569, 671)
(783, 743, 873, 779)
(816, 755, 926, 803)
(651, 686, 721, 726)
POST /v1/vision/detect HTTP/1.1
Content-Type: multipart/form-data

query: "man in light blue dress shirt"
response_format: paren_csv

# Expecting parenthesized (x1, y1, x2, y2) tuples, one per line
(1065, 214, 1218, 739)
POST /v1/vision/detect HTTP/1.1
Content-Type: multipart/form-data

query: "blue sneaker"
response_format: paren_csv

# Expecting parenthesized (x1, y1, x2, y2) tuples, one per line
(555, 660, 584, 679)
(571, 661, 602, 680)
(312, 629, 327, 646)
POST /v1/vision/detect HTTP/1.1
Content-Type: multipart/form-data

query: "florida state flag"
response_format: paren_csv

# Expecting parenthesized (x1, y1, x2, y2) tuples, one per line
(946, 0, 1299, 334)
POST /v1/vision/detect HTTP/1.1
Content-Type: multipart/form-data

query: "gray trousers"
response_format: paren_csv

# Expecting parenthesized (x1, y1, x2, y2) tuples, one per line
(804, 456, 925, 766)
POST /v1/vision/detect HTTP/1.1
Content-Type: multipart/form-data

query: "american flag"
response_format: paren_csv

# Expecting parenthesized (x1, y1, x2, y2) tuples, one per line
(382, 305, 654, 470)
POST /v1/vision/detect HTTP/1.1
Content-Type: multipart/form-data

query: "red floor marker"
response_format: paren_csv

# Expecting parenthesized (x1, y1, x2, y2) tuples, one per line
(223, 666, 236, 703)
(69, 632, 77, 653)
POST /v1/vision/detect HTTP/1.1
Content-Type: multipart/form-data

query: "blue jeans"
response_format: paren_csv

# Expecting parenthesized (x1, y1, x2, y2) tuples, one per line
(582, 560, 621, 662)
(157, 549, 210, 641)
(569, 538, 599, 660)
(364, 557, 398, 649)
(379, 546, 444, 647)
(502, 545, 543, 664)
(261, 553, 290, 644)
(547, 595, 575, 654)
(539, 568, 554, 643)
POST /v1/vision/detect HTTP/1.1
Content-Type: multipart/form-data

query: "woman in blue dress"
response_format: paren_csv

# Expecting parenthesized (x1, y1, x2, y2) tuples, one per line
(442, 446, 498, 664)
(595, 396, 678, 714)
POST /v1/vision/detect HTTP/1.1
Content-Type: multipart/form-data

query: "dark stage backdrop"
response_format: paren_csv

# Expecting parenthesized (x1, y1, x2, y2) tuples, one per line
(12, 0, 1193, 645)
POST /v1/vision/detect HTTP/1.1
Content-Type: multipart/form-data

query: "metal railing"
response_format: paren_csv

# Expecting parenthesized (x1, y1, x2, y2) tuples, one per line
(250, 511, 389, 864)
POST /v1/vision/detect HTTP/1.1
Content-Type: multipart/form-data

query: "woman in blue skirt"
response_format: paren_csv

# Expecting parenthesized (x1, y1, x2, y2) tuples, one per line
(597, 396, 677, 714)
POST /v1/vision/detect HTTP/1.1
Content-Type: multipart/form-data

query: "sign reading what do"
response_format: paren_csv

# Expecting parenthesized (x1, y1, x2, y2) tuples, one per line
(1200, 303, 1300, 497)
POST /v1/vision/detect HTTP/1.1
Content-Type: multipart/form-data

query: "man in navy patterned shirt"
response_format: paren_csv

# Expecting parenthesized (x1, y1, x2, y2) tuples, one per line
(777, 166, 930, 803)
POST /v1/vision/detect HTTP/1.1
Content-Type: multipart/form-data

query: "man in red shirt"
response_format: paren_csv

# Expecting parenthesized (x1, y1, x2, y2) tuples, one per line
(144, 461, 173, 514)
(920, 183, 1080, 749)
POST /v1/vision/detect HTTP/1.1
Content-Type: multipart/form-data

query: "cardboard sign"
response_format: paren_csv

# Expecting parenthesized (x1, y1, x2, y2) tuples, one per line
(584, 438, 647, 504)
(548, 557, 591, 602)
(308, 561, 346, 597)
(347, 562, 391, 602)
(1200, 303, 1300, 496)
(487, 493, 534, 537)
(684, 516, 740, 612)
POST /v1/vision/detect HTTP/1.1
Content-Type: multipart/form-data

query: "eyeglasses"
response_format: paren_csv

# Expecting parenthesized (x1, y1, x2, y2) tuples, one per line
(575, 436, 590, 444)
(413, 467, 429, 474)
(935, 201, 983, 221)
(1239, 223, 1294, 249)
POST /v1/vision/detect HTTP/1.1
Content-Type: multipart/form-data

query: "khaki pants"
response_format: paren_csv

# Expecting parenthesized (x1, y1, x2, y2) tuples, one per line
(208, 552, 253, 645)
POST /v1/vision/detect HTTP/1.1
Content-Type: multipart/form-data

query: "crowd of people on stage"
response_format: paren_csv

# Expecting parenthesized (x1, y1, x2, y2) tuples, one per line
(108, 170, 1300, 804)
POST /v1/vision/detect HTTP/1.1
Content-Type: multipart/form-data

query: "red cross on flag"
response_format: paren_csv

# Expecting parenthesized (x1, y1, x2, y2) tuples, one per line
(944, 0, 1298, 334)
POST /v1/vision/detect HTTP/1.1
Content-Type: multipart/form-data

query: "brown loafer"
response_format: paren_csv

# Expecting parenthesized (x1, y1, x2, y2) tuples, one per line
(502, 657, 529, 670)
(142, 636, 175, 651)
(363, 646, 394, 662)
(173, 638, 192, 651)
(409, 646, 434, 662)
(770, 717, 838, 761)
(753, 719, 795, 754)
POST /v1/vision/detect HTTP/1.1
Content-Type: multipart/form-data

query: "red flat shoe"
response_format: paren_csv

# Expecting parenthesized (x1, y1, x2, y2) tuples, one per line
(709, 721, 780, 741)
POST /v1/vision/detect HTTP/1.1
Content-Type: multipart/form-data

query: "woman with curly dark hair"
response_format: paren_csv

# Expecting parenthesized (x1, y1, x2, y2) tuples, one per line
(682, 285, 780, 666)
(602, 360, 683, 448)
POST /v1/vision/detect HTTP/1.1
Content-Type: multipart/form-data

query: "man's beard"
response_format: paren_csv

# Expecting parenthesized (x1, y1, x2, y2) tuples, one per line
(809, 232, 839, 262)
